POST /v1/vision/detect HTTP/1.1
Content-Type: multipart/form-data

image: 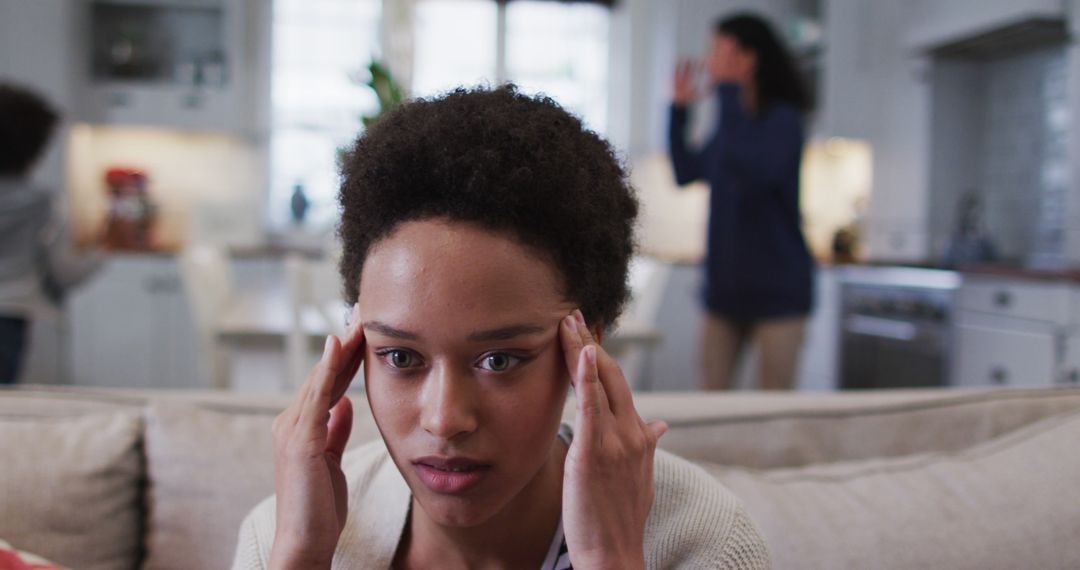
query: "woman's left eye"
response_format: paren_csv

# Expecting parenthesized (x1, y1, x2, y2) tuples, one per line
(478, 352, 521, 372)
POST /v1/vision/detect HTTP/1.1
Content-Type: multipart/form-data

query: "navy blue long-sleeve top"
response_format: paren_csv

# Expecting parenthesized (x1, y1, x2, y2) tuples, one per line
(669, 83, 813, 320)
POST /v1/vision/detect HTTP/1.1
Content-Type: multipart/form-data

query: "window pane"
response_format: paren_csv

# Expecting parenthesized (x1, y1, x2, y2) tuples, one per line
(270, 0, 380, 231)
(506, 1, 610, 134)
(412, 0, 498, 97)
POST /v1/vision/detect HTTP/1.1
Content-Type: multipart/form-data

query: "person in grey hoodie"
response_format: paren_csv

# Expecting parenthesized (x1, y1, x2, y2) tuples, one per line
(0, 82, 102, 383)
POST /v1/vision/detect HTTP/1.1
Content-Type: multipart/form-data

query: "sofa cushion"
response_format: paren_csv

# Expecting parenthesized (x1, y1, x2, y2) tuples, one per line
(635, 387, 1080, 468)
(704, 409, 1080, 569)
(0, 411, 143, 570)
(142, 398, 382, 570)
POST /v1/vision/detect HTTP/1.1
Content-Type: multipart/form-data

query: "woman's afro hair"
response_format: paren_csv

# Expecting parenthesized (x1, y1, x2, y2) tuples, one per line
(337, 85, 638, 327)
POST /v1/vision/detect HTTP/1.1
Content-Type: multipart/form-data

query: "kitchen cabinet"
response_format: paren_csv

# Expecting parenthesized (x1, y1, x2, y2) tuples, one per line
(69, 254, 199, 388)
(952, 275, 1080, 387)
(74, 0, 260, 134)
(953, 322, 1056, 387)
(819, 0, 876, 140)
(1059, 334, 1080, 385)
(956, 279, 1073, 325)
(817, 0, 935, 263)
(906, 0, 1064, 54)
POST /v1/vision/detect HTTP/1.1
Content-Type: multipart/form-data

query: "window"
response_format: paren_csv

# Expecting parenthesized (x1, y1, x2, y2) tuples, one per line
(505, 1, 610, 134)
(269, 0, 381, 232)
(269, 0, 611, 232)
(412, 0, 498, 97)
(413, 0, 611, 134)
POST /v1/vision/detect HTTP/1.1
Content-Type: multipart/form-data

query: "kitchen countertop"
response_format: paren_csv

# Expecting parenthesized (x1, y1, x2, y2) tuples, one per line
(955, 263, 1080, 283)
(841, 260, 1080, 284)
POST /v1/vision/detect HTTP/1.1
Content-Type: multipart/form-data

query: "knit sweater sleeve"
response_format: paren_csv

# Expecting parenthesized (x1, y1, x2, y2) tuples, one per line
(645, 450, 772, 569)
(717, 504, 773, 570)
(231, 496, 276, 570)
(668, 104, 707, 186)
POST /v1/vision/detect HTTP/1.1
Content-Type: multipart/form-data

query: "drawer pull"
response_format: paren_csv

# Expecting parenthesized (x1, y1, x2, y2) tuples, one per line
(994, 291, 1013, 308)
(990, 367, 1008, 385)
(1068, 370, 1080, 384)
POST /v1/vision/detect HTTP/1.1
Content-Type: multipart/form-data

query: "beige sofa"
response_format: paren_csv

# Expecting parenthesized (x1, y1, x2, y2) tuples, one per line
(2, 385, 1079, 570)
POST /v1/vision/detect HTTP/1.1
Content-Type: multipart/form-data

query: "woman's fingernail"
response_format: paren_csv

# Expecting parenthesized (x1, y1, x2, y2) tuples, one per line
(574, 309, 585, 325)
(584, 344, 596, 366)
(565, 314, 578, 332)
(323, 336, 334, 359)
(349, 303, 361, 331)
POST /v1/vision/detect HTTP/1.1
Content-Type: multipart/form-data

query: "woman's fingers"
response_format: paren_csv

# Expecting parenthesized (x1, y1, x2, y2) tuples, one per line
(325, 396, 353, 460)
(574, 345, 608, 440)
(571, 310, 637, 420)
(277, 306, 366, 448)
(297, 335, 342, 438)
(645, 419, 669, 441)
(559, 313, 586, 377)
(560, 314, 612, 423)
(330, 319, 366, 408)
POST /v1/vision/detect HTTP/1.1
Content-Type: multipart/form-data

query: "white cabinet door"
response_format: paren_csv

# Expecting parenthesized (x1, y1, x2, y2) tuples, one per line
(1058, 334, 1080, 386)
(75, 0, 256, 134)
(953, 323, 1057, 387)
(70, 256, 198, 388)
(906, 0, 1064, 52)
(821, 0, 875, 139)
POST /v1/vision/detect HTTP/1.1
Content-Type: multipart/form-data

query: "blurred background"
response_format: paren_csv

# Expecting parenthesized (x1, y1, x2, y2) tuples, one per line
(3, 0, 1080, 394)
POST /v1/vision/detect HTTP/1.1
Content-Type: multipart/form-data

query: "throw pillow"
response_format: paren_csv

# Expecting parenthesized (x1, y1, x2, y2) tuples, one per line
(705, 409, 1080, 569)
(0, 413, 142, 570)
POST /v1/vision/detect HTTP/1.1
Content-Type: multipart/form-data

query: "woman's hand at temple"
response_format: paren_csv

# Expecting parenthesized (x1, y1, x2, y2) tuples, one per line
(559, 309, 669, 570)
(268, 305, 366, 570)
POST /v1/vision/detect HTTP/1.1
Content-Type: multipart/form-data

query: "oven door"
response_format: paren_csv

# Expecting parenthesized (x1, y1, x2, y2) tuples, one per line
(840, 315, 950, 390)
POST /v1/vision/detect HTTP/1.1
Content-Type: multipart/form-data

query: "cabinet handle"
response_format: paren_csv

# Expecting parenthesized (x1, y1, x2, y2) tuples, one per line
(1067, 370, 1080, 384)
(994, 291, 1012, 308)
(989, 367, 1008, 385)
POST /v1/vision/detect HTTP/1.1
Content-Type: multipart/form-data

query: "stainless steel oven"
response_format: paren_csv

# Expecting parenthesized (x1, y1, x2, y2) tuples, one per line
(839, 267, 961, 390)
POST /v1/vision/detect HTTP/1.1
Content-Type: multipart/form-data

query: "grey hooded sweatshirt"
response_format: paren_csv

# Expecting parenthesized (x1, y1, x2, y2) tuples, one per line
(0, 178, 103, 318)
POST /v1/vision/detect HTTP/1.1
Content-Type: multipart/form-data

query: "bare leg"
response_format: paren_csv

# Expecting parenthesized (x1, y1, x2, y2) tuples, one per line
(753, 316, 807, 391)
(700, 313, 746, 391)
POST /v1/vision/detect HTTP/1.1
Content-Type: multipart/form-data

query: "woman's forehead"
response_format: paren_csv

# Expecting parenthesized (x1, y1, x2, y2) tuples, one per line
(357, 219, 573, 326)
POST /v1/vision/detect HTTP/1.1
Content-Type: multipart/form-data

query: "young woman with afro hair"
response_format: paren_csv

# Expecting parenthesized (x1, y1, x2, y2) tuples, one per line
(233, 85, 771, 570)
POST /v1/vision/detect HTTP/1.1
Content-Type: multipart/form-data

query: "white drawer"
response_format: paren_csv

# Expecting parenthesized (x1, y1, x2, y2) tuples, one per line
(952, 324, 1056, 387)
(957, 278, 1072, 325)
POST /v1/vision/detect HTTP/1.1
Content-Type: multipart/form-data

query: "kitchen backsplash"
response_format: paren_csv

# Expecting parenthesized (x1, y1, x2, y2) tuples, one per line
(630, 137, 871, 264)
(979, 45, 1069, 267)
(66, 124, 264, 250)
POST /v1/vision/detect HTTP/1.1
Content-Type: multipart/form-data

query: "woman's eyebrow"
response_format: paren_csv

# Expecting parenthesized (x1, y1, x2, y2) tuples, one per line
(363, 321, 419, 340)
(467, 324, 547, 342)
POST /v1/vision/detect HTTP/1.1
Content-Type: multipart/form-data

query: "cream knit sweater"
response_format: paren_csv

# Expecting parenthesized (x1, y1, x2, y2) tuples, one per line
(232, 439, 772, 569)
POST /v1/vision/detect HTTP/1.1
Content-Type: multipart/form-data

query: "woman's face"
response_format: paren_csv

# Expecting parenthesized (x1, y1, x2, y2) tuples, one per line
(358, 218, 575, 527)
(708, 32, 756, 85)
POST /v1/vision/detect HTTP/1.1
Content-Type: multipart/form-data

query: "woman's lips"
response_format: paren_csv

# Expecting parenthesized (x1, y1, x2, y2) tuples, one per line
(413, 456, 492, 494)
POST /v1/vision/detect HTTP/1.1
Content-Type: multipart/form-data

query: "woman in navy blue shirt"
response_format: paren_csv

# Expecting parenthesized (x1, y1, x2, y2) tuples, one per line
(669, 13, 814, 391)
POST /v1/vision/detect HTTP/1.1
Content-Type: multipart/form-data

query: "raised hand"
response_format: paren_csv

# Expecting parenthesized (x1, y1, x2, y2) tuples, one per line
(559, 310, 668, 570)
(673, 58, 701, 107)
(268, 306, 366, 570)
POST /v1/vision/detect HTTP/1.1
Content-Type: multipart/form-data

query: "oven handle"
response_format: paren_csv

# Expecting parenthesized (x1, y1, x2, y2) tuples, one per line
(844, 315, 918, 341)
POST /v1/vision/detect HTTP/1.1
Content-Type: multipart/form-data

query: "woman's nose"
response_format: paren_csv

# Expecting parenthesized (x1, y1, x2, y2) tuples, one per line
(420, 364, 479, 440)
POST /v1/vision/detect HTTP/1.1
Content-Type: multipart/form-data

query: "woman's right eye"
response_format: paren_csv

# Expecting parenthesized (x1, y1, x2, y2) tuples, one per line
(380, 349, 420, 369)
